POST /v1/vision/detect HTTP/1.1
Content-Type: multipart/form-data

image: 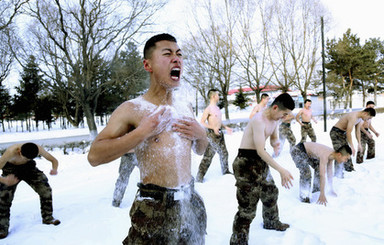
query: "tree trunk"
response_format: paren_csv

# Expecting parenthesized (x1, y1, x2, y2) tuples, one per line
(83, 103, 98, 140)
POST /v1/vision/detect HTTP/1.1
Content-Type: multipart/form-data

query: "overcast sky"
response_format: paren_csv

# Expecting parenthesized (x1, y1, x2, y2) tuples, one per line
(312, 0, 384, 42)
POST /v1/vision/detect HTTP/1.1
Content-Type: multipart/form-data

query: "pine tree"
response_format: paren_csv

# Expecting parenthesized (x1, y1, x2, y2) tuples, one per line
(233, 87, 249, 110)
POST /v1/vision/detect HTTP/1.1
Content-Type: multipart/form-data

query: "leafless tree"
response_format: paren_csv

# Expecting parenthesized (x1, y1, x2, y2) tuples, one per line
(184, 0, 240, 119)
(235, 0, 274, 103)
(17, 0, 166, 139)
(269, 0, 328, 99)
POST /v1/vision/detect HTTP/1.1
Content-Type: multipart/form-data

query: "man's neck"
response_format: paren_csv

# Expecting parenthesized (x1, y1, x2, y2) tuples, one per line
(144, 88, 174, 106)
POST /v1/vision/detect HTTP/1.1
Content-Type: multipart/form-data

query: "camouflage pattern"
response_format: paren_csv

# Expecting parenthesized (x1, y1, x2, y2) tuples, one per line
(330, 127, 354, 178)
(230, 149, 281, 245)
(123, 181, 206, 245)
(112, 152, 138, 207)
(279, 122, 296, 151)
(0, 161, 54, 231)
(356, 129, 375, 163)
(196, 129, 229, 182)
(290, 143, 320, 202)
(300, 122, 316, 143)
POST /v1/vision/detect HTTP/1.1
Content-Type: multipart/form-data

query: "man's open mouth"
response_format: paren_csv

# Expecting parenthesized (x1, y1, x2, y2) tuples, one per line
(170, 68, 180, 80)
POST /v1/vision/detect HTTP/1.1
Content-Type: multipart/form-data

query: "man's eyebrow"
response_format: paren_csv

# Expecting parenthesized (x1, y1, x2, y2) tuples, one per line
(161, 48, 182, 53)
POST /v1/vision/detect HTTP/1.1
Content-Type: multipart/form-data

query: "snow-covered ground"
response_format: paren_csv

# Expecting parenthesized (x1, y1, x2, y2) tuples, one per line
(1, 105, 384, 245)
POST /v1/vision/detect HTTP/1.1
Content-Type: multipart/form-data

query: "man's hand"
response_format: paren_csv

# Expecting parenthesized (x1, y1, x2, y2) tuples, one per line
(50, 169, 58, 175)
(138, 106, 171, 138)
(357, 143, 362, 153)
(225, 126, 233, 135)
(173, 117, 206, 141)
(2, 174, 19, 186)
(279, 168, 293, 189)
(317, 194, 328, 206)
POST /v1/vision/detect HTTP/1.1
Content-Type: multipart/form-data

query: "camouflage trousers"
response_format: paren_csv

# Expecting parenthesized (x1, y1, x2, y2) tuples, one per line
(290, 143, 320, 201)
(112, 152, 138, 207)
(300, 122, 316, 143)
(0, 161, 54, 231)
(330, 127, 354, 178)
(356, 129, 375, 163)
(278, 123, 296, 155)
(123, 181, 207, 245)
(230, 149, 280, 245)
(196, 129, 229, 182)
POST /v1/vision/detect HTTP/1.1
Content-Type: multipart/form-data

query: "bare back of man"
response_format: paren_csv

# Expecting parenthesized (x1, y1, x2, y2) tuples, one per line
(333, 111, 361, 131)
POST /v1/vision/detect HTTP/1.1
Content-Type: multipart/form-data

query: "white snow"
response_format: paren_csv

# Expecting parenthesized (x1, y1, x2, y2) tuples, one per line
(1, 106, 384, 245)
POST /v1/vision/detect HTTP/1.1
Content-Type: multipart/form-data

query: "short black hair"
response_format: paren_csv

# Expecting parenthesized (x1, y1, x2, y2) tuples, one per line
(304, 99, 312, 103)
(21, 142, 39, 160)
(366, 101, 375, 107)
(363, 107, 376, 117)
(271, 93, 295, 111)
(143, 33, 177, 59)
(261, 93, 269, 99)
(336, 145, 352, 156)
(207, 88, 219, 99)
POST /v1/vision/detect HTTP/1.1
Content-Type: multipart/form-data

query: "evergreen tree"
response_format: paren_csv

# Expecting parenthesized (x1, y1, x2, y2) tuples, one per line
(14, 55, 42, 131)
(0, 83, 11, 132)
(233, 86, 249, 110)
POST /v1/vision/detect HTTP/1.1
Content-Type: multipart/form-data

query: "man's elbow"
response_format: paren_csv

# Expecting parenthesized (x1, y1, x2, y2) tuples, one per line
(87, 153, 102, 167)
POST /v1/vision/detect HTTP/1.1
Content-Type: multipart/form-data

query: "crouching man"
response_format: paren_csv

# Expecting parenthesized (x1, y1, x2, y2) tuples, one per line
(0, 142, 60, 239)
(290, 142, 351, 205)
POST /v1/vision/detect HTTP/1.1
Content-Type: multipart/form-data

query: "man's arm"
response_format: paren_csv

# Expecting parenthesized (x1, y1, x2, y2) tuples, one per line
(173, 117, 208, 155)
(360, 124, 372, 138)
(355, 123, 362, 152)
(88, 105, 169, 166)
(249, 105, 259, 119)
(270, 127, 280, 156)
(0, 146, 14, 170)
(200, 107, 211, 129)
(0, 146, 20, 186)
(38, 145, 59, 175)
(317, 156, 329, 206)
(311, 112, 318, 123)
(369, 123, 379, 137)
(295, 110, 303, 126)
(252, 122, 293, 189)
(345, 120, 356, 156)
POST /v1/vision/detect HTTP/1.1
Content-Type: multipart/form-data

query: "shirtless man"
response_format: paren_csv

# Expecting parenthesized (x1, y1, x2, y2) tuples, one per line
(0, 142, 60, 239)
(330, 108, 376, 178)
(196, 88, 232, 182)
(296, 99, 317, 143)
(249, 93, 269, 119)
(356, 101, 379, 163)
(230, 93, 295, 245)
(290, 142, 351, 205)
(88, 34, 208, 244)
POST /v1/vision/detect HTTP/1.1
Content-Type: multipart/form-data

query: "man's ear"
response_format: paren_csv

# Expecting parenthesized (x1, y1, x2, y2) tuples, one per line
(143, 59, 152, 72)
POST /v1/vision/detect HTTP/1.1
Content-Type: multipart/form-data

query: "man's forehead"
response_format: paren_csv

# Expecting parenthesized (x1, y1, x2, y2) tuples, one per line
(156, 40, 180, 50)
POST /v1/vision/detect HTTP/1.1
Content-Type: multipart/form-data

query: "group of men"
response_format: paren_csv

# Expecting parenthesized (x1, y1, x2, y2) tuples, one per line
(0, 33, 379, 245)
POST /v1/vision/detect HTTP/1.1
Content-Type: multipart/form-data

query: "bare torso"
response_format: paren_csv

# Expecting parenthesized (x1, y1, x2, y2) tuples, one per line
(205, 104, 222, 130)
(240, 111, 277, 149)
(299, 108, 313, 122)
(334, 111, 361, 131)
(130, 97, 193, 188)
